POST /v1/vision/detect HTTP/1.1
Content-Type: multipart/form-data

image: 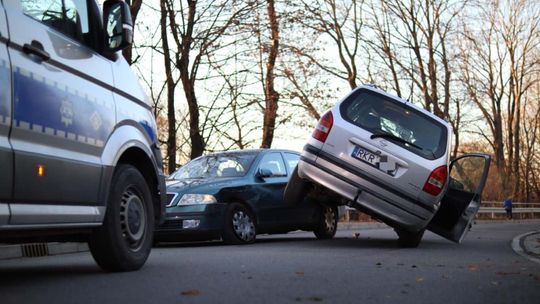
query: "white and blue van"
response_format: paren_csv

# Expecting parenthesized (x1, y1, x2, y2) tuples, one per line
(0, 0, 166, 271)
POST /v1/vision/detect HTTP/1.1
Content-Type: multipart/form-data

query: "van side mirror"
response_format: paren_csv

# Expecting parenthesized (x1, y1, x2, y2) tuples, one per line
(103, 0, 133, 52)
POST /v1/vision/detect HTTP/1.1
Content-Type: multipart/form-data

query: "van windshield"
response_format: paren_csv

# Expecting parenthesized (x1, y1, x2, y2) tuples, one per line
(340, 89, 448, 160)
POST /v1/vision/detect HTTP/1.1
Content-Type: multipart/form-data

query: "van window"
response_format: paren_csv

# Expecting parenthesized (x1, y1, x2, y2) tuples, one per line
(21, 0, 95, 49)
(340, 89, 448, 160)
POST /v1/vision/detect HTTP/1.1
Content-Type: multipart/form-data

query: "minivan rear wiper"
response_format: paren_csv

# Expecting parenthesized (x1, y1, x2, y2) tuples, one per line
(370, 133, 423, 150)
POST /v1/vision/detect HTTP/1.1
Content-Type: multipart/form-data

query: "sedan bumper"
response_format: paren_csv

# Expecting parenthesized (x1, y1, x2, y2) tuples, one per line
(154, 203, 227, 241)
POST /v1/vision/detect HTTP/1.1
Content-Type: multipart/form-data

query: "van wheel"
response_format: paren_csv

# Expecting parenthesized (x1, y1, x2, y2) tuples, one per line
(283, 167, 309, 205)
(222, 203, 256, 244)
(395, 228, 424, 248)
(89, 164, 154, 272)
(314, 205, 338, 239)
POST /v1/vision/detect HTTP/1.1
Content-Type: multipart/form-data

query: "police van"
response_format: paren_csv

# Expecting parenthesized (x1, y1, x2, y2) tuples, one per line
(0, 0, 166, 271)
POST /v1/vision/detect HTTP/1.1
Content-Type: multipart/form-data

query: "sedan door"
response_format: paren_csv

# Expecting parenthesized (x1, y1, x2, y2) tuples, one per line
(253, 152, 290, 228)
(427, 154, 491, 243)
(0, 2, 12, 226)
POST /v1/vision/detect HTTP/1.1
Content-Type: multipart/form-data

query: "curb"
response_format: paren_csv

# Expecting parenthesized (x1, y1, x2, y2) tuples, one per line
(1, 220, 539, 261)
(512, 231, 540, 265)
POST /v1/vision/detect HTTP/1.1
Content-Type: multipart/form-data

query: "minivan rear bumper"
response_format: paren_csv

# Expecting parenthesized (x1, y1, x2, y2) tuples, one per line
(299, 145, 437, 231)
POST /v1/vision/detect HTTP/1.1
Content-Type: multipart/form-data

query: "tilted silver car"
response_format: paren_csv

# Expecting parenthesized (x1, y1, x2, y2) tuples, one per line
(285, 85, 490, 247)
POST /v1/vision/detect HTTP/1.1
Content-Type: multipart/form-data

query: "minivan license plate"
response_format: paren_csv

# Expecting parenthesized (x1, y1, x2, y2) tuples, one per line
(352, 146, 380, 167)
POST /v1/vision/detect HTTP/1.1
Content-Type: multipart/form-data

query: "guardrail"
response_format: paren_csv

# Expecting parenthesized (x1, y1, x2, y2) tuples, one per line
(343, 202, 540, 221)
(479, 202, 540, 219)
(478, 202, 540, 220)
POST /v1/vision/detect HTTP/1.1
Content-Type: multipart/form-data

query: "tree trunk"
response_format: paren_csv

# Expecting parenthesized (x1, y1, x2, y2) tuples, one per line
(261, 0, 280, 149)
(160, 0, 176, 174)
(122, 0, 143, 64)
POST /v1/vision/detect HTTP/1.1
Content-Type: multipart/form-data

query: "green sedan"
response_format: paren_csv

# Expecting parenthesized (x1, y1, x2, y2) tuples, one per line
(155, 149, 340, 244)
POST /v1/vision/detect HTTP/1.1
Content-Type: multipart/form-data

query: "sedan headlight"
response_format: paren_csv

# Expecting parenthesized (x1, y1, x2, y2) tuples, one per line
(177, 194, 217, 206)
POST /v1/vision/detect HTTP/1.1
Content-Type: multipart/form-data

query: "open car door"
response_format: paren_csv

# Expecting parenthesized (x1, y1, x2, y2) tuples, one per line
(427, 154, 491, 243)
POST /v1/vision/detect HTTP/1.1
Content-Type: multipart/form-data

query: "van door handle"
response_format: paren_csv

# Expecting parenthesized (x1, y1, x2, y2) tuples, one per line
(22, 41, 50, 62)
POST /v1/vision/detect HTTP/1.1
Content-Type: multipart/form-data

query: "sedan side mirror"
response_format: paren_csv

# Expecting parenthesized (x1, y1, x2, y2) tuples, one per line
(257, 168, 273, 179)
(103, 0, 133, 52)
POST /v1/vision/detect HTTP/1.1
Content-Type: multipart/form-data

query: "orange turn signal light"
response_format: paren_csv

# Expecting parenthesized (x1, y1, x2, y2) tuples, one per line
(37, 165, 45, 177)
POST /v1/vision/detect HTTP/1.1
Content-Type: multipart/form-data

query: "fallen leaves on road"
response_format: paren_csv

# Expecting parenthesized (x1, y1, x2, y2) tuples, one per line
(416, 277, 424, 283)
(180, 289, 201, 296)
(296, 271, 305, 276)
(295, 296, 324, 302)
(468, 265, 479, 271)
(496, 271, 521, 276)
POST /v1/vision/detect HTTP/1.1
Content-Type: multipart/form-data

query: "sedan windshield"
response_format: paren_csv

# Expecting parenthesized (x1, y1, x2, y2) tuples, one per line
(168, 152, 258, 179)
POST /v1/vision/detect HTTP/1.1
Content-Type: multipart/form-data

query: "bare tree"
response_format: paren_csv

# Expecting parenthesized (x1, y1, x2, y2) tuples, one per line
(123, 0, 143, 64)
(260, 0, 280, 148)
(458, 0, 540, 197)
(161, 0, 252, 159)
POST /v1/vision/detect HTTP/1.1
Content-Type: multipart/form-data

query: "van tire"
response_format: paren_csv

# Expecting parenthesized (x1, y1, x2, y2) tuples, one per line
(395, 228, 424, 248)
(89, 164, 154, 272)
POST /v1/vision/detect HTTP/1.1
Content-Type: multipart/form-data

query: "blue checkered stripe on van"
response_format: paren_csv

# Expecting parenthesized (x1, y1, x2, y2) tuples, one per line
(0, 58, 10, 126)
(12, 65, 115, 148)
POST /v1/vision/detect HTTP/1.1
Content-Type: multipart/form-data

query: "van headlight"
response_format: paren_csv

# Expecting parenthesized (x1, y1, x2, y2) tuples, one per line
(177, 194, 217, 206)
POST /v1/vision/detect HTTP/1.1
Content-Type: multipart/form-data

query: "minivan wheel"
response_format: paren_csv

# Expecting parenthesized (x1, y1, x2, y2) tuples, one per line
(89, 164, 154, 272)
(283, 167, 309, 205)
(222, 203, 256, 245)
(314, 205, 338, 239)
(395, 228, 424, 248)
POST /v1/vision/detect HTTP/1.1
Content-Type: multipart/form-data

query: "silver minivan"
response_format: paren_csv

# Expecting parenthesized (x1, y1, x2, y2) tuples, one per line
(285, 85, 490, 247)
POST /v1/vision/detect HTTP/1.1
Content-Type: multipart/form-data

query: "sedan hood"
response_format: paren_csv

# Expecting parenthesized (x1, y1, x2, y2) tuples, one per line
(166, 177, 240, 195)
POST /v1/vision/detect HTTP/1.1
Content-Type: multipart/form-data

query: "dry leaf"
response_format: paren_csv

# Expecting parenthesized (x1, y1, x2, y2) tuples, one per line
(181, 289, 201, 296)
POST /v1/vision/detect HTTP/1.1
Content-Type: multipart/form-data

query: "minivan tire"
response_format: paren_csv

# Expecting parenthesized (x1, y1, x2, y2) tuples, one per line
(283, 167, 309, 205)
(395, 228, 424, 248)
(314, 205, 338, 239)
(89, 164, 154, 272)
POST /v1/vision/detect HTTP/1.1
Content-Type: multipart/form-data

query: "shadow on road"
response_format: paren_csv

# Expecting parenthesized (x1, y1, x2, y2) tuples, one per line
(155, 234, 454, 250)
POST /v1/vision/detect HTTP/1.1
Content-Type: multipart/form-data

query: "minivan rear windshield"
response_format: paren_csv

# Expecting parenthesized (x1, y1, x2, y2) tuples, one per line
(340, 89, 448, 160)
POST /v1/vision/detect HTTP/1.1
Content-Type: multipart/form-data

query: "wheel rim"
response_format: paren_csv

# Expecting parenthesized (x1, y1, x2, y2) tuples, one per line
(232, 210, 255, 242)
(323, 207, 336, 233)
(119, 189, 147, 250)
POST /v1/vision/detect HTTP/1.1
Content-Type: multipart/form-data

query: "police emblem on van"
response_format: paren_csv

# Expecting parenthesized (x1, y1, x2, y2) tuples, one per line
(60, 98, 73, 127)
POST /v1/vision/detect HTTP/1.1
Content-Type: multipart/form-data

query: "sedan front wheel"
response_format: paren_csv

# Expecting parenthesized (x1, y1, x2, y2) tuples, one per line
(222, 203, 256, 245)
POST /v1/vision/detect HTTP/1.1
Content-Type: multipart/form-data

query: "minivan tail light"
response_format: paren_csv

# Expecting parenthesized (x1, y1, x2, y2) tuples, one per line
(423, 165, 448, 196)
(312, 111, 333, 143)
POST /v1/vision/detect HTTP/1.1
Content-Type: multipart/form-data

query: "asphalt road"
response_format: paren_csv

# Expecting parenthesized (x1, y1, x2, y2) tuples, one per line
(0, 221, 539, 304)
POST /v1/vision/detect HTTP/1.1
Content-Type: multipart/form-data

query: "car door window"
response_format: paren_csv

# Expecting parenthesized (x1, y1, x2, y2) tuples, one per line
(283, 152, 299, 174)
(21, 0, 95, 49)
(259, 153, 287, 177)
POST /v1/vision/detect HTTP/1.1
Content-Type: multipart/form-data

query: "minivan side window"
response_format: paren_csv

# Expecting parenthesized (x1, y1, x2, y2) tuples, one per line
(21, 0, 96, 49)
